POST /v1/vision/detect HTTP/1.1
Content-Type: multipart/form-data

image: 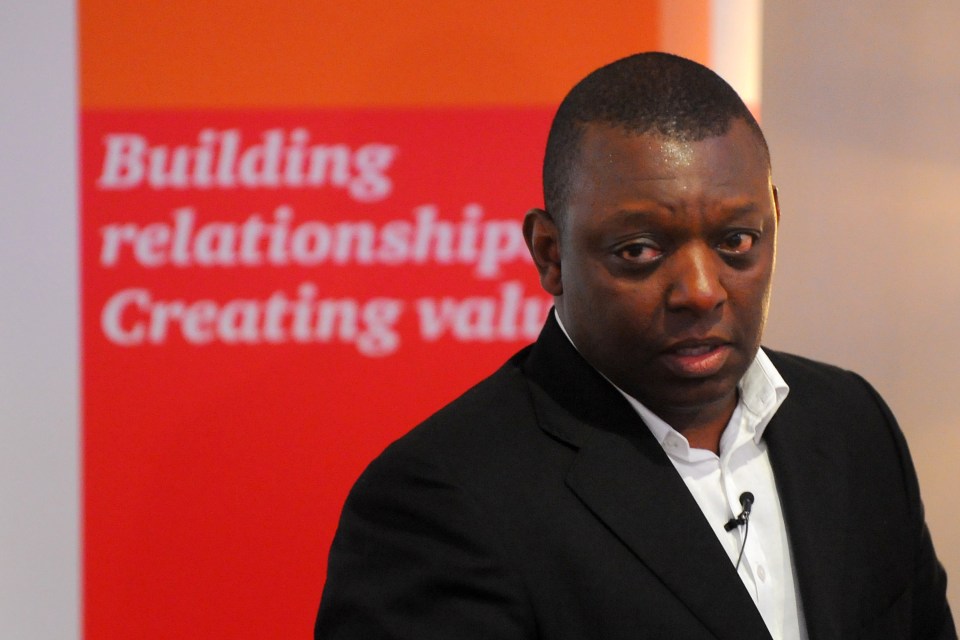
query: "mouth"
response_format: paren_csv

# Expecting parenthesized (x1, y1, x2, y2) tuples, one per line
(660, 340, 732, 378)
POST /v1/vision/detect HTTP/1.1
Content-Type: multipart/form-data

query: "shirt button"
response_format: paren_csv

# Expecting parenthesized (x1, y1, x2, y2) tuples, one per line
(757, 565, 767, 582)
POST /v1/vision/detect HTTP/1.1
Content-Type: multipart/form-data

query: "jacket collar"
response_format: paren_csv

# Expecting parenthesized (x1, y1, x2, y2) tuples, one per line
(763, 351, 850, 640)
(520, 313, 774, 639)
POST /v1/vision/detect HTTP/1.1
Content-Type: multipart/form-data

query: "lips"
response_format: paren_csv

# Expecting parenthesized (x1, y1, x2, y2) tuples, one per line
(660, 339, 732, 377)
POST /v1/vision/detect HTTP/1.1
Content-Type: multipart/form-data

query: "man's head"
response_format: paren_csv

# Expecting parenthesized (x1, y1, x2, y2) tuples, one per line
(543, 52, 769, 229)
(524, 52, 779, 431)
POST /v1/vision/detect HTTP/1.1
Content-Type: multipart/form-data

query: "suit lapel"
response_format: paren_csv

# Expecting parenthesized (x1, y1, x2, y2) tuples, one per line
(764, 356, 851, 640)
(523, 316, 773, 639)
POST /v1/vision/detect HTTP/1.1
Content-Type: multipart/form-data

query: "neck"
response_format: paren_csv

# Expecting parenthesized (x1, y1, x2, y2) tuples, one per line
(653, 393, 738, 455)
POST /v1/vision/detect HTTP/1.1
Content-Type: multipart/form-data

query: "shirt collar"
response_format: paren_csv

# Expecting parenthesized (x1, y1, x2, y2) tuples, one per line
(738, 347, 790, 442)
(553, 310, 790, 446)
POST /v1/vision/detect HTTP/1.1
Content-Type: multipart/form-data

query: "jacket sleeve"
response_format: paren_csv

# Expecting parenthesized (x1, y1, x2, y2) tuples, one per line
(315, 445, 535, 640)
(858, 375, 956, 639)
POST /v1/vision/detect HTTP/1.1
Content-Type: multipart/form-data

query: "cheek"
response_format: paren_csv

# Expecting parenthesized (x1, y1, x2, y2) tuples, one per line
(726, 271, 774, 326)
(567, 274, 659, 340)
(725, 254, 774, 295)
(598, 285, 662, 340)
(566, 259, 617, 301)
(730, 275, 770, 304)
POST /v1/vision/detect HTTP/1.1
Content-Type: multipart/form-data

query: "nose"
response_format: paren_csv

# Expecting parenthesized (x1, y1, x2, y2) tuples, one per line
(665, 243, 727, 314)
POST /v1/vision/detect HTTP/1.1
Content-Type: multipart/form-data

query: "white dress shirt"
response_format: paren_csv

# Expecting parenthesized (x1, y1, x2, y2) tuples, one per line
(555, 313, 808, 640)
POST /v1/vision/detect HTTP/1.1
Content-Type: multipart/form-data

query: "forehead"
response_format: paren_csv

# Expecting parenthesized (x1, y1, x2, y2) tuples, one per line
(569, 119, 771, 200)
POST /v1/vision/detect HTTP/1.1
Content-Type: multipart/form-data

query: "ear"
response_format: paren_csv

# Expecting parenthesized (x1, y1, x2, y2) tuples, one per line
(772, 185, 781, 223)
(523, 208, 563, 296)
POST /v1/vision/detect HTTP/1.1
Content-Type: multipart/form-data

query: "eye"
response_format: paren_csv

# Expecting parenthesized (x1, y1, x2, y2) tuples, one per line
(717, 231, 758, 255)
(615, 239, 663, 265)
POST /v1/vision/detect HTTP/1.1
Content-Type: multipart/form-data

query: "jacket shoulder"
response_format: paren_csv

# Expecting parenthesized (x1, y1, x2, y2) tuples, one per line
(764, 348, 855, 381)
(361, 345, 550, 482)
(763, 348, 878, 403)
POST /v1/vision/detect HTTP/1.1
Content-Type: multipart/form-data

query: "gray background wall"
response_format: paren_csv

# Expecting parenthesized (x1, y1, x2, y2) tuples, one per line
(0, 2, 79, 640)
(763, 1, 960, 611)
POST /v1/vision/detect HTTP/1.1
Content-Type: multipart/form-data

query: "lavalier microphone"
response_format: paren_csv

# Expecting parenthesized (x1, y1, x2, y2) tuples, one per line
(723, 491, 754, 531)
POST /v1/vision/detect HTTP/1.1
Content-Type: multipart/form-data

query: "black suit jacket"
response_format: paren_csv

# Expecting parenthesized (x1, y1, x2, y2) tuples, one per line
(317, 315, 955, 639)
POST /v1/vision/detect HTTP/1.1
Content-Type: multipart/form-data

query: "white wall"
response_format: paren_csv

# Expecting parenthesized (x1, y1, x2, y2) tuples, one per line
(763, 0, 960, 611)
(0, 1, 80, 638)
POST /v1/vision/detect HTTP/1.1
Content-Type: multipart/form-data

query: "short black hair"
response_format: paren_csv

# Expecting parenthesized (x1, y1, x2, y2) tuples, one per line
(542, 52, 769, 225)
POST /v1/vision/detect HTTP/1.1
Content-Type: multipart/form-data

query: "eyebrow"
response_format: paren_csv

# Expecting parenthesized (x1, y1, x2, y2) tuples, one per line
(611, 207, 665, 220)
(725, 203, 761, 218)
(611, 200, 761, 220)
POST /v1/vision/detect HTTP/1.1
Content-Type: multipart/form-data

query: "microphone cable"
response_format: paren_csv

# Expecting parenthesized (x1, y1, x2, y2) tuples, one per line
(723, 491, 754, 570)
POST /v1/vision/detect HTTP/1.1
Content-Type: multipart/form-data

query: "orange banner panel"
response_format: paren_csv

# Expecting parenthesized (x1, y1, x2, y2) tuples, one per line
(77, 2, 716, 638)
(659, 0, 711, 66)
(81, 0, 660, 108)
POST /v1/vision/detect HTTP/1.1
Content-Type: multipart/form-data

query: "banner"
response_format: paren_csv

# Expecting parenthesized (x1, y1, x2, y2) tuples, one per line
(77, 2, 736, 636)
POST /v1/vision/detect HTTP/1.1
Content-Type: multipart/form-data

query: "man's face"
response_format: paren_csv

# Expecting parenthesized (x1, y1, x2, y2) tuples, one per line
(529, 119, 778, 423)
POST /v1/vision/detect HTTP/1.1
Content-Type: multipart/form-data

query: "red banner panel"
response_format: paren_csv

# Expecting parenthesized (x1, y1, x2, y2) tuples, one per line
(81, 108, 553, 638)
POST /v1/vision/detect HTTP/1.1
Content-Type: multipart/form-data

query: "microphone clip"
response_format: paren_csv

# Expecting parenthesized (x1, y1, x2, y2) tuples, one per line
(723, 491, 755, 531)
(724, 512, 748, 531)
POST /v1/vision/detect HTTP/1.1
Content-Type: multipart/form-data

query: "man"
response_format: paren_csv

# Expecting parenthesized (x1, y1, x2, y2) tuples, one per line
(316, 53, 955, 639)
